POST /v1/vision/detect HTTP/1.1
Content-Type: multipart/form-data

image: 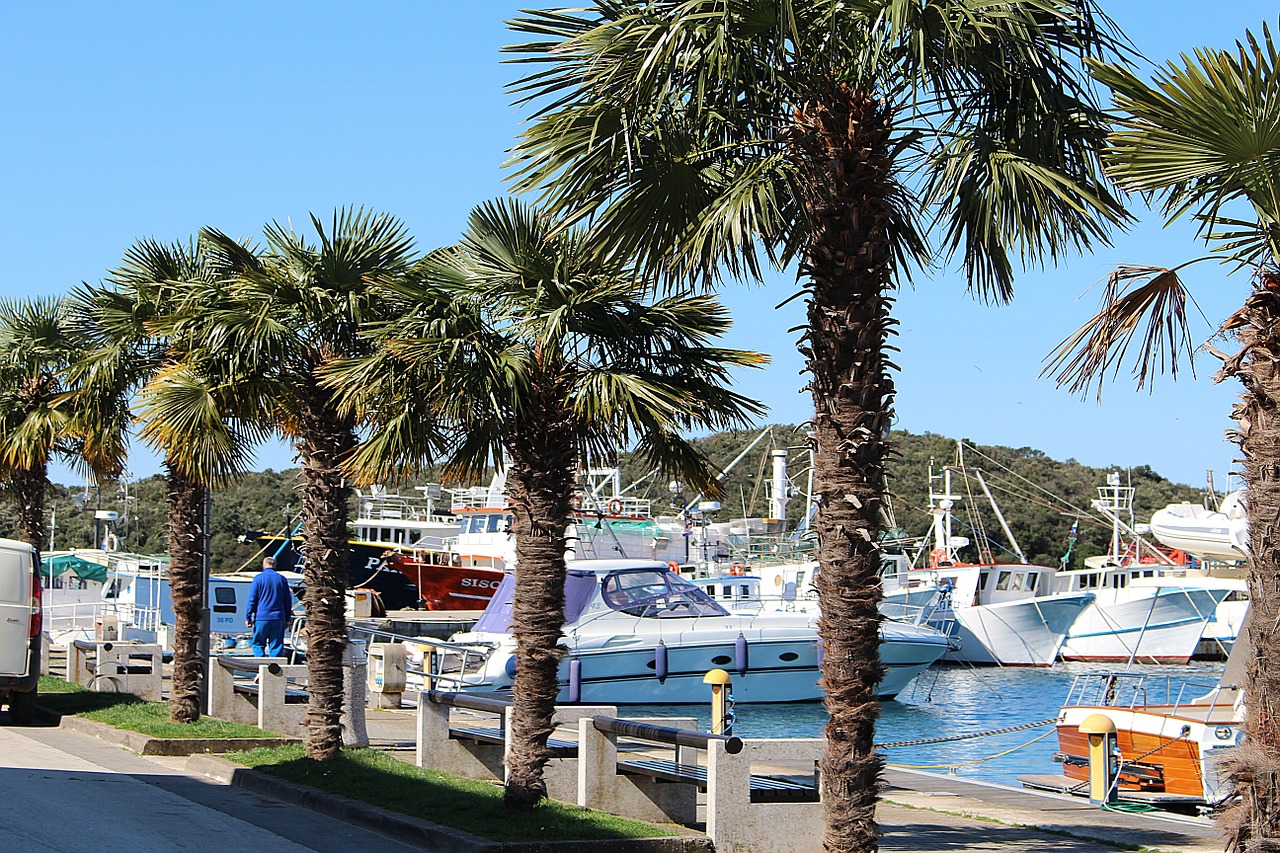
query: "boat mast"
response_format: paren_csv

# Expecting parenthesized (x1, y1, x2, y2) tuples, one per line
(972, 468, 1028, 565)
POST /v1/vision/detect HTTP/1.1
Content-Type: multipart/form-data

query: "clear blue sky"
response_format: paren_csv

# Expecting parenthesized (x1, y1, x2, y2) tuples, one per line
(2, 2, 1274, 490)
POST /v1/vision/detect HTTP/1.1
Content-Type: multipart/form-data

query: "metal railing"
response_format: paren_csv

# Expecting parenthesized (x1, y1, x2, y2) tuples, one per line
(1063, 672, 1232, 721)
(345, 623, 495, 693)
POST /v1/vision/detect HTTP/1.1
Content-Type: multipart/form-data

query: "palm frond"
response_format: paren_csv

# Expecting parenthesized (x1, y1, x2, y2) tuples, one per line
(1043, 264, 1199, 398)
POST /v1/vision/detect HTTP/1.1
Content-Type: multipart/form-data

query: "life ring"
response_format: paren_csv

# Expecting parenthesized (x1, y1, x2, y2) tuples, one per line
(928, 548, 947, 568)
(570, 495, 584, 511)
(607, 498, 624, 515)
(729, 562, 744, 576)
(667, 560, 680, 573)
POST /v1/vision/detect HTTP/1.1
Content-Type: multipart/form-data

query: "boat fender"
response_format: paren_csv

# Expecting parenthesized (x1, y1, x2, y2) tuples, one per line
(655, 641, 668, 684)
(504, 654, 518, 680)
(568, 656, 582, 703)
(735, 633, 749, 677)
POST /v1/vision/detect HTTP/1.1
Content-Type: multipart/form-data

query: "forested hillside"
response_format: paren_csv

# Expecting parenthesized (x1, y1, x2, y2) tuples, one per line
(7, 427, 1211, 572)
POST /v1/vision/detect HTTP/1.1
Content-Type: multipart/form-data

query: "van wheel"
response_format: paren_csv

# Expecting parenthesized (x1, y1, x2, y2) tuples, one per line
(8, 689, 36, 725)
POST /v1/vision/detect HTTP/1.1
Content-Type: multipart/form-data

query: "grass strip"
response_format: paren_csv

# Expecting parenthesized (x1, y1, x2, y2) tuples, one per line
(227, 745, 676, 843)
(38, 675, 281, 738)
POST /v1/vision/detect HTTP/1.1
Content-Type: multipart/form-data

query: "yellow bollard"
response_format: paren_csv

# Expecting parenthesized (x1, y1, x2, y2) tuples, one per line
(704, 668, 733, 735)
(1078, 713, 1117, 804)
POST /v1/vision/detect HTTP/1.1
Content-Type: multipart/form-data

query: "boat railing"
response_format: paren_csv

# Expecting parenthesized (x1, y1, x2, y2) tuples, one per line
(1064, 672, 1232, 719)
(44, 600, 163, 636)
(357, 493, 453, 523)
(345, 623, 495, 691)
(451, 486, 505, 511)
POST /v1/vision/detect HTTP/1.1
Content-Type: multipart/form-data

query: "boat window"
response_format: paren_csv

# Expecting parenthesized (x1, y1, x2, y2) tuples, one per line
(1144, 570, 1155, 578)
(213, 587, 236, 605)
(720, 585, 732, 598)
(486, 515, 504, 533)
(394, 529, 405, 544)
(1026, 573, 1039, 592)
(739, 584, 750, 598)
(1116, 574, 1128, 588)
(979, 572, 990, 589)
(795, 571, 806, 588)
(996, 572, 1012, 590)
(600, 569, 729, 618)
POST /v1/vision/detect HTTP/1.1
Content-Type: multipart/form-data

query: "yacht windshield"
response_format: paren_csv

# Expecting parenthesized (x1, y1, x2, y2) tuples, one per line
(600, 569, 729, 618)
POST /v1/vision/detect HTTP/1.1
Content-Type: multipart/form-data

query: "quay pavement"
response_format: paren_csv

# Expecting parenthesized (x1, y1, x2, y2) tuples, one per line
(0, 700, 1226, 852)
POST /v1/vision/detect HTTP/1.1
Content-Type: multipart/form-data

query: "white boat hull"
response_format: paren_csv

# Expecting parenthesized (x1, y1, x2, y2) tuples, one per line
(1059, 586, 1229, 664)
(937, 593, 1094, 666)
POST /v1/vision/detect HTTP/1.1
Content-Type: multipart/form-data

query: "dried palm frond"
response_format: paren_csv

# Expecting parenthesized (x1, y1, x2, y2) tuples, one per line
(1043, 264, 1197, 399)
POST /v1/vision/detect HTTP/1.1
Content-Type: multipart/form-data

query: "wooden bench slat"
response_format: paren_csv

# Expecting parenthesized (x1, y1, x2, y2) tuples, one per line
(618, 757, 819, 803)
(450, 726, 576, 756)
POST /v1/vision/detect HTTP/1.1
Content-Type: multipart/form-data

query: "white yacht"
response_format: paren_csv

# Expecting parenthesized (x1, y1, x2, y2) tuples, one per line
(449, 559, 951, 703)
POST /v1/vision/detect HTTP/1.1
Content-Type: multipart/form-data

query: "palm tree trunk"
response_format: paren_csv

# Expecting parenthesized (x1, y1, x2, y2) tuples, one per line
(166, 464, 206, 723)
(502, 405, 575, 809)
(12, 466, 46, 567)
(1220, 287, 1280, 850)
(795, 85, 898, 853)
(296, 389, 357, 760)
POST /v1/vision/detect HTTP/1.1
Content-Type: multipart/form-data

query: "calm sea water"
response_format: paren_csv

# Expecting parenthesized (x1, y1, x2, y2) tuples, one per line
(628, 661, 1226, 786)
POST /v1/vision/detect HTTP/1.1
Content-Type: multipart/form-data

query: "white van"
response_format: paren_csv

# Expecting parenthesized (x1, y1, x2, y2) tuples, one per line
(0, 538, 40, 724)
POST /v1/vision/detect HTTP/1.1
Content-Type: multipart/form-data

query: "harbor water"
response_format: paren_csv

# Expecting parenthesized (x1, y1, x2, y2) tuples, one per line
(633, 660, 1227, 787)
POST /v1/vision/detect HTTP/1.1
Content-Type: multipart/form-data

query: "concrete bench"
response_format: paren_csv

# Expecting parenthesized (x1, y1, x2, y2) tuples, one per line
(68, 640, 163, 701)
(705, 738, 824, 853)
(578, 717, 821, 851)
(208, 656, 308, 735)
(415, 690, 613, 802)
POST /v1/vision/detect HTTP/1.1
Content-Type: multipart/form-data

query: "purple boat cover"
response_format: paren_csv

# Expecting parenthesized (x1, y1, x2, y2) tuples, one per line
(471, 570, 599, 634)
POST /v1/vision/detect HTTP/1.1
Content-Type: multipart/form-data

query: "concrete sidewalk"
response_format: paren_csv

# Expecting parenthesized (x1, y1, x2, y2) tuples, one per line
(0, 721, 425, 853)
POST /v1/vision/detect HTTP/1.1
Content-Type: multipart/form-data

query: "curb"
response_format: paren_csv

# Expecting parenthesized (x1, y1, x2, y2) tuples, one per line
(56, 714, 300, 755)
(186, 754, 713, 853)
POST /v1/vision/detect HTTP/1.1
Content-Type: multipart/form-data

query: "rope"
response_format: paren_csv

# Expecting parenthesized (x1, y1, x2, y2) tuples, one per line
(887, 729, 1057, 770)
(877, 717, 1058, 749)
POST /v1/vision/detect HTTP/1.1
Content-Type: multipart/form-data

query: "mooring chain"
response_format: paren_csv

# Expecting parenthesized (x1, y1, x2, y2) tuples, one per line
(876, 717, 1058, 749)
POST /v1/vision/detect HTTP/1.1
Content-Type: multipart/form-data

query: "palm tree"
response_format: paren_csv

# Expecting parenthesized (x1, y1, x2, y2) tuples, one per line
(327, 198, 766, 807)
(166, 208, 419, 759)
(504, 2, 1128, 846)
(1045, 24, 1280, 849)
(68, 239, 258, 723)
(0, 297, 90, 563)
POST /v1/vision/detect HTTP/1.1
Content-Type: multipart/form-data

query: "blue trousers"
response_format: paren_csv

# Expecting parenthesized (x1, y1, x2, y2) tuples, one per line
(251, 618, 286, 658)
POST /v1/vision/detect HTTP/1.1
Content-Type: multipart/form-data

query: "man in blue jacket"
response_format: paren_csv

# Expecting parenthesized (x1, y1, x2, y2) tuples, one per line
(247, 557, 294, 657)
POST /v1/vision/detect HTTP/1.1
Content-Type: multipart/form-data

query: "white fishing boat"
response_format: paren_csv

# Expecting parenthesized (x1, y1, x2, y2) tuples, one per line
(878, 462, 1094, 666)
(448, 559, 950, 703)
(1054, 475, 1232, 664)
(1149, 489, 1249, 562)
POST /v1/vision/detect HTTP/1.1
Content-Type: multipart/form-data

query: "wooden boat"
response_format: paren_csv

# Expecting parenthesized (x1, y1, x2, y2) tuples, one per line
(1023, 611, 1249, 805)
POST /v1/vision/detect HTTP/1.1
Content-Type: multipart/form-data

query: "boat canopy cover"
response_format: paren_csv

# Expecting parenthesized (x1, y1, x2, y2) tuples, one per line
(472, 570, 599, 634)
(40, 554, 107, 583)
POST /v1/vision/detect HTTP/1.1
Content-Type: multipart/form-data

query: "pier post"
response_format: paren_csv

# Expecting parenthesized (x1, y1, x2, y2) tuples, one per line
(1080, 714, 1117, 804)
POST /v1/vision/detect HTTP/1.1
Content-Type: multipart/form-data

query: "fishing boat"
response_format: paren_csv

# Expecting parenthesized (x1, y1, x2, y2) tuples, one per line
(447, 559, 951, 704)
(1054, 474, 1232, 664)
(1024, 611, 1249, 806)
(878, 462, 1094, 666)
